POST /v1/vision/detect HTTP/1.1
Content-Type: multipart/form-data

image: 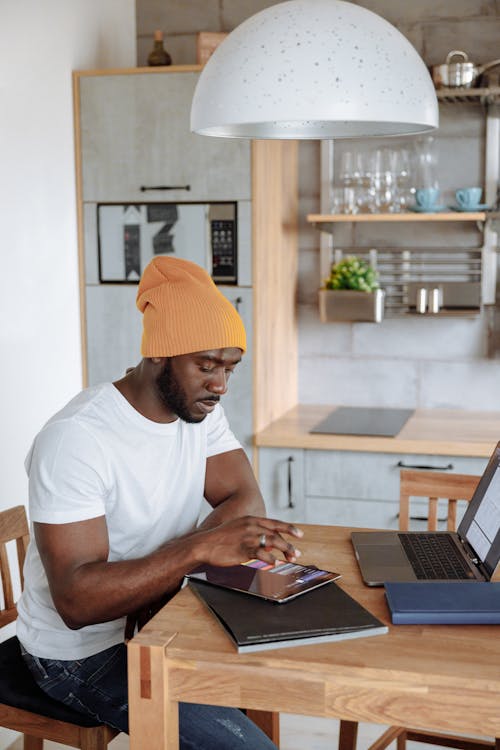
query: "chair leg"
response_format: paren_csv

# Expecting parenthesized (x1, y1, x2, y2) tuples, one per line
(79, 725, 110, 750)
(367, 726, 405, 750)
(246, 710, 280, 746)
(23, 736, 43, 750)
(338, 720, 358, 750)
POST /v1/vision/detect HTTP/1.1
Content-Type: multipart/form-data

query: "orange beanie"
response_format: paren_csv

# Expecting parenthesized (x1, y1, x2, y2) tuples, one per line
(136, 257, 246, 357)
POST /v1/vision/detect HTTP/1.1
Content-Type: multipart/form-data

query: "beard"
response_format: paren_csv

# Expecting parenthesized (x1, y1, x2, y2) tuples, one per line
(156, 358, 218, 423)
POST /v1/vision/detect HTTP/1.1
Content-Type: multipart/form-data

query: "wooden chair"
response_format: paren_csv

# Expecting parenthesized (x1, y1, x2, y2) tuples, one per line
(0, 505, 119, 750)
(339, 469, 500, 750)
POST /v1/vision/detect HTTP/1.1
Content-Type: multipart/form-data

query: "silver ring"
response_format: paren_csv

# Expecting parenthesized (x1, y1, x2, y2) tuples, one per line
(258, 533, 267, 548)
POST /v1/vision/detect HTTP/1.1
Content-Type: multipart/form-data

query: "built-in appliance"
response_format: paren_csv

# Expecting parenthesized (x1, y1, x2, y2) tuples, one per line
(97, 202, 238, 284)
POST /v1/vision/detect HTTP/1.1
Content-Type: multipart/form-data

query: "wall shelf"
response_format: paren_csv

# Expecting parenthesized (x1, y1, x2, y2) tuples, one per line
(314, 88, 500, 347)
(436, 86, 500, 105)
(307, 211, 491, 227)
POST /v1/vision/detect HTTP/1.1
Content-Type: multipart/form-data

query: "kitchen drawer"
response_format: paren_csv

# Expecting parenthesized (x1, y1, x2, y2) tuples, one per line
(305, 450, 488, 501)
(258, 448, 305, 522)
(304, 495, 470, 530)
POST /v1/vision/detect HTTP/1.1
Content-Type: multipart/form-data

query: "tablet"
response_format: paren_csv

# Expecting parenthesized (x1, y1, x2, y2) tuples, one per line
(185, 559, 341, 603)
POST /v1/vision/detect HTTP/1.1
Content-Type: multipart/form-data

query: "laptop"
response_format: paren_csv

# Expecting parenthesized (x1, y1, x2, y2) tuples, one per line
(352, 442, 500, 586)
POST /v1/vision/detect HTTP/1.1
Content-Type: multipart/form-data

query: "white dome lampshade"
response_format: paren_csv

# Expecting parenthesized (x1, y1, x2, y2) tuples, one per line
(191, 0, 438, 139)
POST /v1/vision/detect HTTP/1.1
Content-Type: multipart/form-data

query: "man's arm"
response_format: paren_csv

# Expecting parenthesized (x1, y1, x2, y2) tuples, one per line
(200, 448, 266, 528)
(35, 450, 302, 630)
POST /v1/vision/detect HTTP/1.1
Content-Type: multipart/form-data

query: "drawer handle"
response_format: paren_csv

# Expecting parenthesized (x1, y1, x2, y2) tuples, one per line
(287, 456, 295, 509)
(409, 514, 448, 523)
(140, 184, 191, 192)
(233, 296, 243, 312)
(396, 461, 454, 471)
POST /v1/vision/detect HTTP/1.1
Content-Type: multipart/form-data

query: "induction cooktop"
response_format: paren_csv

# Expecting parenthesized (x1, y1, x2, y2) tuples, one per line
(310, 406, 414, 438)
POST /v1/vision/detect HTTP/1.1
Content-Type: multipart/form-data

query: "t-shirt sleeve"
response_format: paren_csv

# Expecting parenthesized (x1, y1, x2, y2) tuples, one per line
(26, 420, 109, 524)
(206, 404, 242, 458)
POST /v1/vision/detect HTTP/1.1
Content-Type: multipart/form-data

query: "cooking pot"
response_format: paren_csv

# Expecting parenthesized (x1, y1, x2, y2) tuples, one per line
(432, 50, 500, 89)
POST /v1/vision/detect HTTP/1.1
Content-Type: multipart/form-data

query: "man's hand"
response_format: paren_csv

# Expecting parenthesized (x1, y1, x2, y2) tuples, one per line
(192, 515, 303, 567)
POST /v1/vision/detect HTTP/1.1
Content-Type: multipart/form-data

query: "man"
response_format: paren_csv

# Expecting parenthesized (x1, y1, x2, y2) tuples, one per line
(17, 256, 302, 750)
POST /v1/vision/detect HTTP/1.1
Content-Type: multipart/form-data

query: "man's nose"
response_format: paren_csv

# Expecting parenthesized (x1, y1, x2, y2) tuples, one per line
(208, 370, 228, 394)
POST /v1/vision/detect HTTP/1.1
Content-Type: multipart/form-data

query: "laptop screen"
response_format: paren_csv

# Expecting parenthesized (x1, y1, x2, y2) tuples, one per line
(458, 442, 500, 577)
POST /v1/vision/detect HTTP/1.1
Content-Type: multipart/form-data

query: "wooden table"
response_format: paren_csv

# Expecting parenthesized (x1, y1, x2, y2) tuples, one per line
(127, 525, 500, 749)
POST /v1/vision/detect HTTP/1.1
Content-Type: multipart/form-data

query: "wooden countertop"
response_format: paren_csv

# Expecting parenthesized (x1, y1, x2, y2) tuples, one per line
(255, 404, 500, 457)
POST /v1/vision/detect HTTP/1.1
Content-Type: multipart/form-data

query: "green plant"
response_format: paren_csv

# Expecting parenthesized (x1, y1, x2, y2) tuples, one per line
(324, 255, 379, 292)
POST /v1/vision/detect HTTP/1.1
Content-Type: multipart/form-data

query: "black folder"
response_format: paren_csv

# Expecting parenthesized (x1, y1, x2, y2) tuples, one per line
(189, 579, 388, 652)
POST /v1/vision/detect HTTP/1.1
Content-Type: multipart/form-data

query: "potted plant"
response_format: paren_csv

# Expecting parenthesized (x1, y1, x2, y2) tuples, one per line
(319, 255, 385, 322)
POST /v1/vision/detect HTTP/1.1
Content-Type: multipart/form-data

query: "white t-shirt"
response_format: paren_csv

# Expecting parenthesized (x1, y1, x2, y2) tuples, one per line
(16, 382, 241, 660)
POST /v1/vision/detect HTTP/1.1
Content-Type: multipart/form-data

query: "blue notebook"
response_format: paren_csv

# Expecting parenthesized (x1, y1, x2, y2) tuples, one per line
(385, 582, 500, 625)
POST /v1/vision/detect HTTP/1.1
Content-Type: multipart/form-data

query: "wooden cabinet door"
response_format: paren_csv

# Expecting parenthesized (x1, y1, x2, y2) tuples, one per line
(79, 71, 251, 203)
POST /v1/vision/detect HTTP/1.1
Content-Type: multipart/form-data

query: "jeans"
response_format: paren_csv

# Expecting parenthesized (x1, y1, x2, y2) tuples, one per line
(21, 643, 278, 750)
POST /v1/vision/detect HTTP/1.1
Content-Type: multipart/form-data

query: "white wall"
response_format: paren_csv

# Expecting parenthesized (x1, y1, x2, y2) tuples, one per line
(0, 0, 136, 511)
(0, 2, 135, 745)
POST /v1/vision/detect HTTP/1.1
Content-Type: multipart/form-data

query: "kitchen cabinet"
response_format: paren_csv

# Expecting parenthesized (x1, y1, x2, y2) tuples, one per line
(73, 66, 299, 461)
(76, 67, 254, 453)
(85, 284, 142, 386)
(258, 448, 305, 522)
(258, 446, 488, 529)
(256, 405, 500, 527)
(304, 448, 487, 528)
(78, 69, 251, 203)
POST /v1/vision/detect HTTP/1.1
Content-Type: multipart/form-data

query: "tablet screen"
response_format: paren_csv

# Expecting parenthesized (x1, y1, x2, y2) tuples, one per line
(186, 559, 341, 602)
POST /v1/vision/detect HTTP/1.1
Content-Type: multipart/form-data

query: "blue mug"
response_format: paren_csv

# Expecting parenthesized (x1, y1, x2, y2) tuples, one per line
(455, 187, 482, 209)
(415, 187, 440, 210)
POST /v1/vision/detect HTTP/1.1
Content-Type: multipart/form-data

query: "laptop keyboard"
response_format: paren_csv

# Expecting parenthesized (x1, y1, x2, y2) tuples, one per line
(398, 533, 476, 580)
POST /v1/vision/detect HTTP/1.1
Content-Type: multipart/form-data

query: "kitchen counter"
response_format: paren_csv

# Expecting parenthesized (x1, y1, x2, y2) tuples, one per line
(255, 404, 500, 458)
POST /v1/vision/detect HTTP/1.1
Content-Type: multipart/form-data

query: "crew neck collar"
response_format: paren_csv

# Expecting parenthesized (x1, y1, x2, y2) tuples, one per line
(105, 383, 180, 435)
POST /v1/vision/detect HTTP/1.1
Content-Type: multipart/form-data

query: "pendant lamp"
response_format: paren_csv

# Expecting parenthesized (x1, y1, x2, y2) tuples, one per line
(191, 0, 438, 139)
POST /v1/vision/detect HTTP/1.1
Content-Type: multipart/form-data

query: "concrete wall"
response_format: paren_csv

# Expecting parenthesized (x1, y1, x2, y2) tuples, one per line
(137, 0, 500, 411)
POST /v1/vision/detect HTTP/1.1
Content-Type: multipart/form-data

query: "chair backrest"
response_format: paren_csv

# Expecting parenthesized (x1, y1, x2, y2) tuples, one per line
(399, 469, 481, 532)
(0, 505, 29, 628)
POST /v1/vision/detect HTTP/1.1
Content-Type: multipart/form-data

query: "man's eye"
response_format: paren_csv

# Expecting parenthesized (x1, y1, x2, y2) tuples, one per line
(200, 367, 212, 373)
